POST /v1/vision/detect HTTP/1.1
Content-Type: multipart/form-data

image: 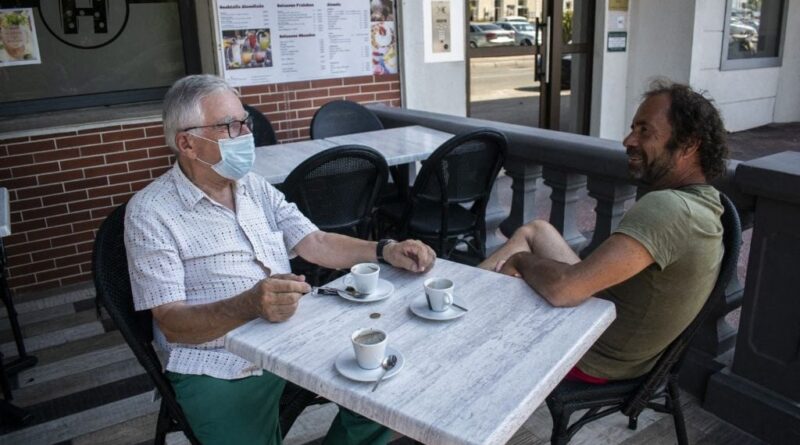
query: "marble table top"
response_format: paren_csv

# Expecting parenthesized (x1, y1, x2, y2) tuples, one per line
(1, 187, 10, 238)
(250, 126, 453, 185)
(226, 259, 615, 445)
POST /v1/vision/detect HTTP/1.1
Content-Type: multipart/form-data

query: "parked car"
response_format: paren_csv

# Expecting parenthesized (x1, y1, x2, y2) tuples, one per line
(469, 23, 515, 48)
(503, 15, 530, 23)
(495, 21, 537, 46)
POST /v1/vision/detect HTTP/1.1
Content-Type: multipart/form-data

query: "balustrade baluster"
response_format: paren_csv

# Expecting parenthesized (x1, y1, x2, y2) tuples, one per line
(581, 177, 636, 257)
(543, 167, 587, 250)
(499, 160, 543, 238)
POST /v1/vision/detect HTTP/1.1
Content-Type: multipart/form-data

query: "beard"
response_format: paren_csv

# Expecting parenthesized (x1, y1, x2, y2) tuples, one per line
(627, 147, 676, 187)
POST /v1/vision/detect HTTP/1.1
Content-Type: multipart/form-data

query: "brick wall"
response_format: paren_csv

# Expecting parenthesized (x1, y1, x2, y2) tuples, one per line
(0, 74, 401, 294)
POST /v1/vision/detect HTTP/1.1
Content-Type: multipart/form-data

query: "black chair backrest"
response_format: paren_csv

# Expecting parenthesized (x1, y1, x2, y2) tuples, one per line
(282, 145, 389, 237)
(92, 203, 200, 444)
(405, 128, 507, 220)
(243, 103, 277, 147)
(309, 100, 384, 139)
(622, 191, 742, 416)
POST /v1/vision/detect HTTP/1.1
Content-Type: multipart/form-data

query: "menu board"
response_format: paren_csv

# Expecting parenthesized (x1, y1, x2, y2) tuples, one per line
(215, 0, 380, 87)
(0, 8, 41, 67)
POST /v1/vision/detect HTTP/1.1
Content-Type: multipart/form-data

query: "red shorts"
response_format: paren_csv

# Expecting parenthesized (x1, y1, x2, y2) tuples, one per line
(565, 366, 609, 384)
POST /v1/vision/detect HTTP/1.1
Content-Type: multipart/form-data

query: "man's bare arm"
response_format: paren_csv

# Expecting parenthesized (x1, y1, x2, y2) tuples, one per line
(151, 274, 310, 344)
(501, 234, 654, 307)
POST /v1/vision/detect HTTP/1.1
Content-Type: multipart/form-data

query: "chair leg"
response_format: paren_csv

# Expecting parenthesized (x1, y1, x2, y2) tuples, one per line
(547, 402, 572, 445)
(627, 414, 638, 430)
(154, 400, 171, 445)
(667, 378, 689, 445)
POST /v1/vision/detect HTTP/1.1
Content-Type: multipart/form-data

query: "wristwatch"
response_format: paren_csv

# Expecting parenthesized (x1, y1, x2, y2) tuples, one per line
(376, 239, 396, 264)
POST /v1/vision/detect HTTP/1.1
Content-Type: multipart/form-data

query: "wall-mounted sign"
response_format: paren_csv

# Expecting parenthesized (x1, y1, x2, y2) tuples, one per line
(607, 31, 627, 52)
(0, 8, 41, 66)
(214, 0, 391, 87)
(423, 0, 464, 63)
(609, 0, 629, 12)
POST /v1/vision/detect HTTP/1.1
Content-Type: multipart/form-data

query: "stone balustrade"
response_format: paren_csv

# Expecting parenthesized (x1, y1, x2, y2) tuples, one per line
(368, 104, 797, 444)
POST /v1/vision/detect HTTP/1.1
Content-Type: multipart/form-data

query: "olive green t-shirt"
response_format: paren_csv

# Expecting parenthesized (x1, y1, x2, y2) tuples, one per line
(578, 185, 724, 380)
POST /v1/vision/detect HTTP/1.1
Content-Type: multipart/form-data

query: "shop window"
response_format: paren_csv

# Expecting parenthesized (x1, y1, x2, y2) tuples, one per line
(721, 0, 786, 70)
(0, 0, 201, 117)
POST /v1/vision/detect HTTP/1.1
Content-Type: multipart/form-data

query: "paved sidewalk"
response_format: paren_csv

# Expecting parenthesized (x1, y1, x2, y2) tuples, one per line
(727, 121, 799, 161)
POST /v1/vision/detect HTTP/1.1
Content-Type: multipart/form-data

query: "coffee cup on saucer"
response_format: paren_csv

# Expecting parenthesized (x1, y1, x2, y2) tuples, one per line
(345, 263, 380, 294)
(351, 328, 388, 369)
(424, 277, 454, 312)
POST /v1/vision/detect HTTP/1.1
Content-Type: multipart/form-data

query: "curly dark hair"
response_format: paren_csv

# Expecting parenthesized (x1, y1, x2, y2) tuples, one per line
(644, 80, 729, 180)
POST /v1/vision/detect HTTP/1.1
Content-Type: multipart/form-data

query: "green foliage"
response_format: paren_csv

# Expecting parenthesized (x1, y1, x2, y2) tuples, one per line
(562, 10, 573, 44)
(0, 11, 30, 28)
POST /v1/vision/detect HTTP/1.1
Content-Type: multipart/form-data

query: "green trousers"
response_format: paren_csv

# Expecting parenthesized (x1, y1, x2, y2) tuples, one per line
(167, 371, 391, 445)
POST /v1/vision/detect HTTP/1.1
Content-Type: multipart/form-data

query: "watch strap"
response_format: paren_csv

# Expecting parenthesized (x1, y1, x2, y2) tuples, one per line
(376, 239, 396, 264)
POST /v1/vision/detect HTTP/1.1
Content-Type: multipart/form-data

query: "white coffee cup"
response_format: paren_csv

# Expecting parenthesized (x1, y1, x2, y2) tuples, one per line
(424, 277, 454, 312)
(351, 327, 388, 369)
(345, 263, 380, 294)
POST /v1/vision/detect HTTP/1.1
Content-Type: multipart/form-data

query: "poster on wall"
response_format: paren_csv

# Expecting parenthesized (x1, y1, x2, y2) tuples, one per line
(215, 0, 380, 87)
(423, 0, 464, 63)
(0, 8, 41, 66)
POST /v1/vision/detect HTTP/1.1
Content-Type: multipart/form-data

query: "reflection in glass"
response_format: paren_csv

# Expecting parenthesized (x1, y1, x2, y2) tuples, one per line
(727, 0, 783, 60)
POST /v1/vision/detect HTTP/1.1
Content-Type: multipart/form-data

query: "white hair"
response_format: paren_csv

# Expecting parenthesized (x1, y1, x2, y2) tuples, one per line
(162, 74, 238, 153)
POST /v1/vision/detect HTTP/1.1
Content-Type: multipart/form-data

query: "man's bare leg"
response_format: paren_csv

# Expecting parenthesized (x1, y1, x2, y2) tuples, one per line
(479, 220, 580, 271)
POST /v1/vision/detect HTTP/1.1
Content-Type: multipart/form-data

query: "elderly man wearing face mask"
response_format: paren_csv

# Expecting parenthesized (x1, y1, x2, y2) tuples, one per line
(124, 75, 436, 445)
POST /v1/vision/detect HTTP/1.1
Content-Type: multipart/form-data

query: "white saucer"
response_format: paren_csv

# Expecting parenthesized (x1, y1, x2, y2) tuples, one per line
(337, 278, 394, 303)
(409, 295, 468, 321)
(335, 346, 405, 382)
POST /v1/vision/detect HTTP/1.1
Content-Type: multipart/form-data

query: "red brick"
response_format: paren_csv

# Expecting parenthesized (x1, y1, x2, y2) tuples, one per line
(288, 100, 314, 110)
(9, 258, 54, 277)
(55, 252, 92, 267)
(47, 210, 91, 227)
(125, 136, 165, 150)
(42, 190, 88, 207)
(312, 97, 339, 108)
(64, 176, 108, 191)
(30, 131, 75, 141)
(147, 146, 173, 158)
(81, 141, 125, 157)
(85, 163, 127, 178)
(295, 89, 331, 100)
(131, 179, 152, 192)
(92, 204, 119, 219)
(32, 245, 76, 262)
(102, 128, 146, 143)
(87, 183, 131, 198)
(3, 154, 34, 168)
(260, 92, 291, 103)
(297, 128, 310, 139)
(286, 118, 312, 130)
(6, 139, 55, 155)
(360, 83, 392, 93)
(76, 241, 94, 253)
(345, 93, 376, 103)
(329, 86, 360, 96)
(11, 218, 47, 233)
(241, 84, 272, 95)
(78, 125, 120, 134)
(378, 73, 400, 82)
(26, 224, 73, 242)
(311, 78, 343, 88)
(33, 148, 81, 164)
(145, 126, 165, 138)
(106, 149, 150, 164)
(37, 265, 81, 282)
(266, 112, 292, 123)
(10, 197, 43, 212)
(14, 280, 64, 295)
(69, 197, 112, 212)
(122, 122, 160, 129)
(109, 170, 150, 184)
(376, 92, 400, 101)
(0, 136, 30, 144)
(6, 240, 50, 258)
(129, 158, 169, 172)
(3, 233, 26, 246)
(39, 170, 84, 185)
(277, 81, 311, 91)
(7, 274, 36, 289)
(2, 176, 38, 189)
(22, 204, 68, 221)
(62, 273, 91, 285)
(12, 161, 59, 178)
(112, 194, 135, 205)
(297, 108, 317, 119)
(0, 146, 7, 157)
(253, 102, 278, 113)
(60, 156, 105, 171)
(276, 129, 298, 140)
(56, 134, 101, 149)
(343, 75, 374, 85)
(72, 219, 103, 233)
(50, 231, 94, 247)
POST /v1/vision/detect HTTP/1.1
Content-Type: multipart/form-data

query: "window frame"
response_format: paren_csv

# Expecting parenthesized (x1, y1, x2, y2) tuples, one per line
(0, 0, 202, 117)
(720, 0, 788, 71)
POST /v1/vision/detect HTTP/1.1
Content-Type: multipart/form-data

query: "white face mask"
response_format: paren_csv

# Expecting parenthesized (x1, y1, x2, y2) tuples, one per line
(192, 132, 255, 180)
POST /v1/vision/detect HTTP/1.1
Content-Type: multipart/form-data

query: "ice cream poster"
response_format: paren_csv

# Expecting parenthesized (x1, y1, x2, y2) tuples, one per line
(0, 8, 41, 66)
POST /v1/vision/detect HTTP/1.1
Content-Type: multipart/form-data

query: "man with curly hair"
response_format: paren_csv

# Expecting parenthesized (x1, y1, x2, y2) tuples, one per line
(481, 80, 729, 383)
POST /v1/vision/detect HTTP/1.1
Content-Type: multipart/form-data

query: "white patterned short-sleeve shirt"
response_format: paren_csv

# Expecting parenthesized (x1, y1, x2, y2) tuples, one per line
(124, 163, 318, 380)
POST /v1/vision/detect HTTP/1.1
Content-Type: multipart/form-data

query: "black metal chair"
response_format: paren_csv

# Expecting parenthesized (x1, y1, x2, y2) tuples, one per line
(376, 128, 507, 261)
(545, 192, 742, 445)
(243, 103, 277, 146)
(93, 203, 322, 444)
(309, 100, 384, 140)
(281, 145, 389, 284)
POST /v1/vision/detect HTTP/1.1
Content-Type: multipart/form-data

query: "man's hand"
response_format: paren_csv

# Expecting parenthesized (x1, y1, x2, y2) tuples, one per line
(384, 240, 436, 273)
(248, 273, 311, 322)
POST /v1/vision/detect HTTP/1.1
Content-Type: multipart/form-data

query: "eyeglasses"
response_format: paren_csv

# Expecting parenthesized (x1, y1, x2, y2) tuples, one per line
(183, 115, 254, 139)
